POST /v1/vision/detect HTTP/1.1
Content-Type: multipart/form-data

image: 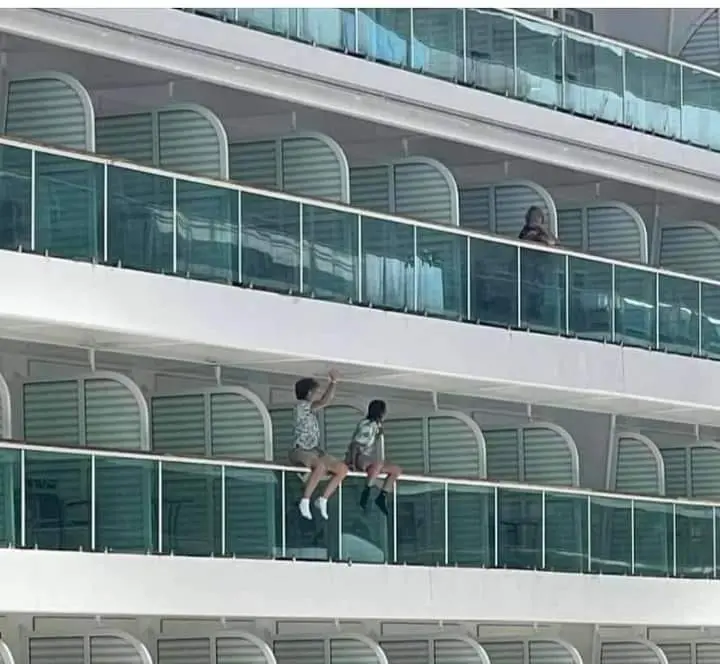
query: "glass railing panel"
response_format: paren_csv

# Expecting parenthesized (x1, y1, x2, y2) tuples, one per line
(624, 50, 682, 139)
(296, 8, 347, 50)
(240, 191, 301, 292)
(633, 499, 673, 577)
(176, 180, 239, 283)
(568, 256, 613, 342)
(416, 227, 468, 319)
(160, 460, 221, 556)
(446, 483, 494, 567)
(339, 474, 390, 563)
(0, 448, 20, 547)
(545, 490, 588, 573)
(614, 265, 656, 347)
(24, 449, 91, 551)
(94, 455, 158, 553)
(681, 67, 720, 150)
(469, 237, 518, 327)
(234, 9, 293, 37)
(281, 470, 330, 561)
(35, 151, 103, 261)
(412, 9, 464, 81)
(515, 17, 562, 108)
(657, 274, 700, 356)
(224, 465, 280, 559)
(520, 245, 566, 333)
(675, 503, 714, 578)
(301, 204, 360, 302)
(107, 165, 175, 274)
(0, 145, 32, 251)
(356, 9, 411, 68)
(394, 477, 445, 565)
(590, 495, 631, 574)
(700, 282, 720, 360)
(361, 215, 415, 311)
(464, 10, 515, 95)
(497, 486, 542, 569)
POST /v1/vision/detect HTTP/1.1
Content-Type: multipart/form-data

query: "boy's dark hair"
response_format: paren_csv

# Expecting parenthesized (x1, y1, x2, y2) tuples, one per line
(367, 399, 387, 421)
(295, 377, 319, 401)
(525, 206, 544, 225)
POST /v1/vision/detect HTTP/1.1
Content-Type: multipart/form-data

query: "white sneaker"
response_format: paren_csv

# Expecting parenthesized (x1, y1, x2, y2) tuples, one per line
(315, 497, 329, 520)
(299, 498, 312, 520)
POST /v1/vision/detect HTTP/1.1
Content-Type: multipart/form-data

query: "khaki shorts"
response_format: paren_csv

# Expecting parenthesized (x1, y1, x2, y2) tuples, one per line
(289, 448, 341, 469)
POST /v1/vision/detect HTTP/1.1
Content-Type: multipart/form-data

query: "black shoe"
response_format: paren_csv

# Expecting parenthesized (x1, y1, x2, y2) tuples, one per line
(359, 485, 372, 510)
(375, 491, 389, 516)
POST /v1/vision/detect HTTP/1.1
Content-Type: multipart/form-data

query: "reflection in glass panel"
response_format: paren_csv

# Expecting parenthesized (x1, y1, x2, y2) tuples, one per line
(568, 256, 612, 341)
(515, 18, 561, 108)
(176, 180, 238, 283)
(416, 227, 467, 319)
(95, 456, 157, 553)
(361, 216, 415, 311)
(681, 67, 720, 150)
(225, 466, 278, 559)
(107, 166, 174, 273)
(241, 192, 300, 292)
(160, 461, 221, 556)
(465, 10, 516, 95)
(234, 9, 292, 36)
(633, 500, 672, 577)
(296, 8, 347, 50)
(24, 450, 91, 551)
(281, 470, 330, 561)
(446, 483, 493, 567)
(520, 246, 565, 332)
(700, 282, 720, 359)
(497, 487, 542, 570)
(624, 51, 681, 139)
(545, 492, 588, 573)
(469, 238, 517, 327)
(0, 145, 31, 251)
(614, 266, 656, 347)
(302, 205, 359, 302)
(658, 275, 699, 356)
(563, 32, 623, 123)
(412, 9, 464, 80)
(394, 479, 445, 565)
(0, 449, 20, 546)
(35, 152, 103, 261)
(675, 504, 713, 578)
(356, 9, 411, 67)
(339, 474, 389, 563)
(590, 496, 631, 574)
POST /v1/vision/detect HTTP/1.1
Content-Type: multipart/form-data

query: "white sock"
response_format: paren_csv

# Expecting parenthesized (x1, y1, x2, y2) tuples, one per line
(315, 496, 329, 520)
(299, 497, 312, 520)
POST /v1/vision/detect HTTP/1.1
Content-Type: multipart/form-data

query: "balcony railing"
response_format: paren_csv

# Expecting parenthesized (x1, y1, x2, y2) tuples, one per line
(2, 134, 720, 360)
(184, 7, 720, 153)
(2, 439, 719, 578)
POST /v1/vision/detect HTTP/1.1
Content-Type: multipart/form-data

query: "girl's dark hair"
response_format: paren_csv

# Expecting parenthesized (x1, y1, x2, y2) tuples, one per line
(367, 399, 387, 421)
(295, 377, 319, 400)
(525, 206, 544, 224)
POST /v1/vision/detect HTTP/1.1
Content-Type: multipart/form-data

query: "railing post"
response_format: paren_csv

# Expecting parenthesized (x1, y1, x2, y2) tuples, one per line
(157, 460, 164, 554)
(493, 486, 499, 567)
(671, 502, 677, 577)
(19, 448, 26, 548)
(220, 464, 226, 556)
(90, 454, 96, 551)
(630, 498, 635, 574)
(444, 481, 449, 565)
(280, 470, 287, 558)
(541, 489, 546, 569)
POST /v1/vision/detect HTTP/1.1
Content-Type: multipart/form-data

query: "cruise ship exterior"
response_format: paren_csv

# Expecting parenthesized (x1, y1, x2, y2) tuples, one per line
(1, 6, 720, 664)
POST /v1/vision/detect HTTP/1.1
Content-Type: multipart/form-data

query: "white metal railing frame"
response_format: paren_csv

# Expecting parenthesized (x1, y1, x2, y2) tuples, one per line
(6, 437, 720, 576)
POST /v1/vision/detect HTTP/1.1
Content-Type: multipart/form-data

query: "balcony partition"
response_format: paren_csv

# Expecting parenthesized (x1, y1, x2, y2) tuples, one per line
(1, 439, 719, 579)
(185, 8, 720, 154)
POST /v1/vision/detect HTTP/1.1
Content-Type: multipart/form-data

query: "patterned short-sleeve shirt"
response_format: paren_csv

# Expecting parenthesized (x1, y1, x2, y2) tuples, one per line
(351, 418, 382, 457)
(293, 401, 321, 451)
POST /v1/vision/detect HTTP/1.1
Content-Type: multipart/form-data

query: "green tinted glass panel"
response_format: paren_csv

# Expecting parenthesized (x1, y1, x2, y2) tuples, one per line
(416, 227, 468, 319)
(412, 9, 464, 79)
(520, 246, 565, 333)
(361, 216, 415, 311)
(357, 9, 410, 67)
(465, 10, 515, 94)
(676, 504, 714, 578)
(658, 274, 699, 356)
(302, 204, 359, 302)
(281, 470, 330, 561)
(161, 460, 221, 556)
(614, 266, 656, 347)
(95, 456, 157, 553)
(0, 449, 20, 546)
(700, 282, 720, 359)
(107, 165, 174, 273)
(241, 192, 300, 292)
(35, 152, 103, 261)
(0, 145, 32, 251)
(394, 478, 445, 565)
(681, 68, 720, 150)
(568, 256, 612, 341)
(296, 9, 347, 49)
(633, 499, 672, 577)
(515, 18, 561, 108)
(339, 474, 389, 563)
(24, 450, 91, 551)
(590, 495, 631, 574)
(446, 483, 493, 567)
(545, 491, 588, 573)
(469, 237, 517, 327)
(176, 180, 238, 283)
(497, 486, 542, 569)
